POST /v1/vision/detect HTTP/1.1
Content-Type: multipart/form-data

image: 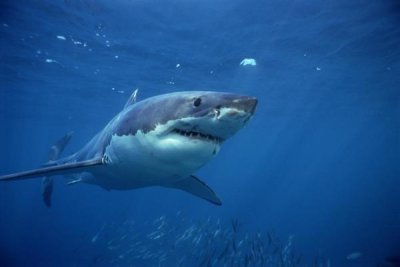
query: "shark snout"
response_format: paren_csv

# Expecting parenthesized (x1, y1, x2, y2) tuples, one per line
(231, 97, 258, 115)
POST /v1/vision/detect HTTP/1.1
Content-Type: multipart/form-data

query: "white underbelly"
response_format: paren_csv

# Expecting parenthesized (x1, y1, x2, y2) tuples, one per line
(96, 134, 215, 189)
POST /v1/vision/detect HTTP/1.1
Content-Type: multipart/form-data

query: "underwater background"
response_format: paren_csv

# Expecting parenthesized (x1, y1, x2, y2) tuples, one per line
(0, 0, 399, 266)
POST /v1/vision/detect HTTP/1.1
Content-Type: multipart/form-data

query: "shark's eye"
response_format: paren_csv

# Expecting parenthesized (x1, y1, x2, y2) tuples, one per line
(193, 97, 202, 107)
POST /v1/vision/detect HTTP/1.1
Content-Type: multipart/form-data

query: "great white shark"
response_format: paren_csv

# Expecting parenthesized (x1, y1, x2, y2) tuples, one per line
(0, 90, 257, 206)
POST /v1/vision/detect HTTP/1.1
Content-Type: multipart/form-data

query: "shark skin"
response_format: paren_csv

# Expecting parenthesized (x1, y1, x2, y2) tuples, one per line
(0, 91, 257, 206)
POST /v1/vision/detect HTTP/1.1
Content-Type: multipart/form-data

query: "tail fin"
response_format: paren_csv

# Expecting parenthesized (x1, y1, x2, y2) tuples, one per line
(42, 132, 73, 207)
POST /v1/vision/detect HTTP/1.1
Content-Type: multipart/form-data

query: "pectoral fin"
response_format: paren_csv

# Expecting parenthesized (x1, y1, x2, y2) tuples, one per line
(0, 158, 103, 182)
(169, 175, 222, 206)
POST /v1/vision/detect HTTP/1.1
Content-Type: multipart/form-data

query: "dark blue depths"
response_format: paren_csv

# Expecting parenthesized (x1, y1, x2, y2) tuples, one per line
(0, 0, 399, 266)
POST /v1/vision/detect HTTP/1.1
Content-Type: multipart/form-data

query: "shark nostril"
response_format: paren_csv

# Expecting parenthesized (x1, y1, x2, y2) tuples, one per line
(214, 108, 221, 117)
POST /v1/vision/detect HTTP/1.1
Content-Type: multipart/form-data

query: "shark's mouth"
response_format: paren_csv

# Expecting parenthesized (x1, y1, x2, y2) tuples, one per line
(172, 128, 222, 143)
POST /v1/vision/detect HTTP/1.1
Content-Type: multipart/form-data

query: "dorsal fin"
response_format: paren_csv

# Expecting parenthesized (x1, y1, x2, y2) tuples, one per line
(124, 88, 139, 109)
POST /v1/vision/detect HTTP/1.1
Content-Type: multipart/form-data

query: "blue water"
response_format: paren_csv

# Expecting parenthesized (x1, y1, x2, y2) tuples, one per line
(0, 0, 399, 266)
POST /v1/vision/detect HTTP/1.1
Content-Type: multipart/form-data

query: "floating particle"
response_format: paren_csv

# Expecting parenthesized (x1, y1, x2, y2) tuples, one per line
(56, 35, 66, 40)
(240, 58, 257, 66)
(117, 90, 125, 94)
(95, 33, 100, 37)
(45, 59, 57, 63)
(3, 23, 8, 27)
(316, 67, 321, 71)
(176, 63, 180, 68)
(114, 55, 119, 59)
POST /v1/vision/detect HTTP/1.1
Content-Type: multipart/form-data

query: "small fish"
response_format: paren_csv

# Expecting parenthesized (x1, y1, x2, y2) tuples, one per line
(152, 233, 164, 240)
(214, 229, 221, 238)
(231, 218, 240, 233)
(346, 251, 362, 260)
(267, 232, 273, 245)
(91, 223, 106, 243)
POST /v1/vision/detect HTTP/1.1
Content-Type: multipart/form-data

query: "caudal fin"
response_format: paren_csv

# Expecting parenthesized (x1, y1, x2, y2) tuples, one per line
(48, 131, 73, 161)
(42, 132, 73, 207)
(42, 177, 53, 207)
